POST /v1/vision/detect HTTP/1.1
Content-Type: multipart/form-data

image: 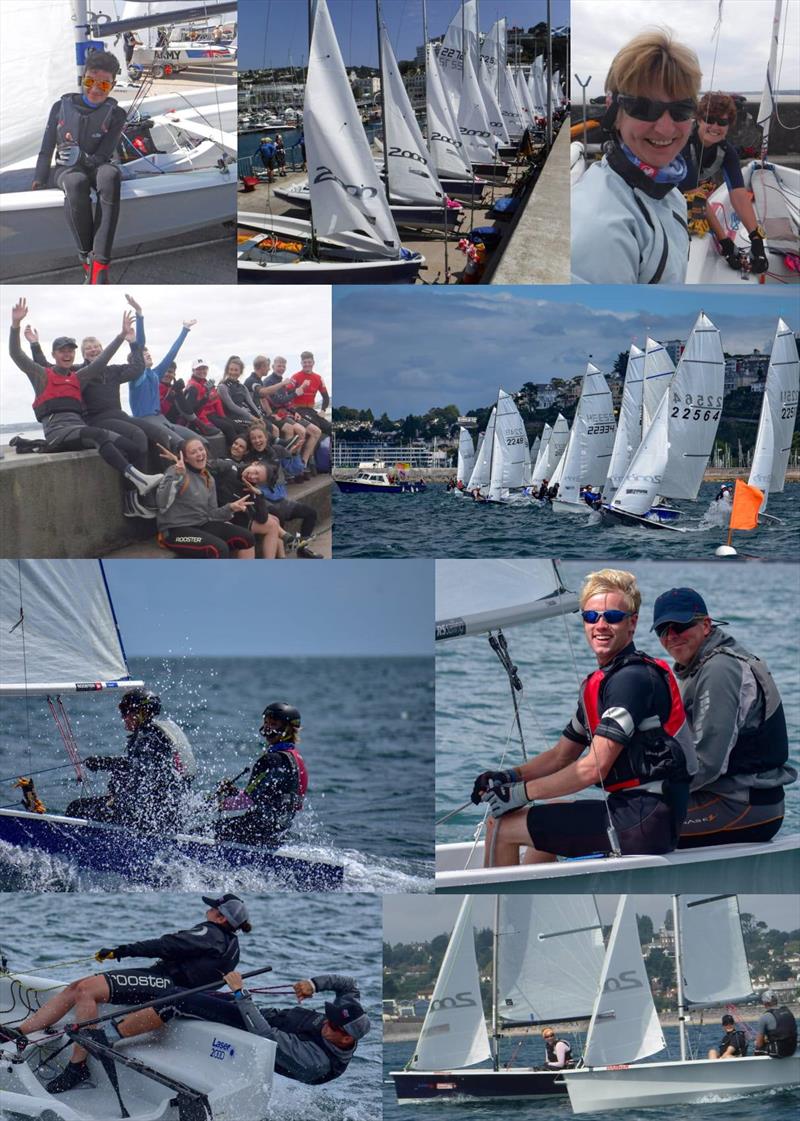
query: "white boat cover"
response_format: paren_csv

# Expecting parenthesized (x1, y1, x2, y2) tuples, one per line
(426, 43, 473, 180)
(497, 896, 605, 1024)
(582, 896, 665, 1067)
(435, 559, 578, 640)
(457, 426, 476, 485)
(555, 363, 616, 505)
(679, 895, 754, 1005)
(0, 560, 132, 693)
(304, 0, 399, 256)
(410, 896, 491, 1070)
(607, 344, 644, 490)
(489, 390, 531, 497)
(380, 24, 444, 205)
(466, 406, 496, 490)
(749, 317, 799, 505)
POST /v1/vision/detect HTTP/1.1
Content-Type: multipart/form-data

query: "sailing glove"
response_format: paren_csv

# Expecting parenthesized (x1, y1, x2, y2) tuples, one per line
(471, 769, 519, 805)
(95, 948, 119, 962)
(748, 229, 768, 273)
(717, 237, 739, 270)
(483, 779, 530, 819)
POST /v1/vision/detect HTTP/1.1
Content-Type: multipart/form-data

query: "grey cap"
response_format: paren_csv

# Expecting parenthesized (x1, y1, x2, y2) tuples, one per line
(202, 893, 249, 930)
(324, 996, 371, 1040)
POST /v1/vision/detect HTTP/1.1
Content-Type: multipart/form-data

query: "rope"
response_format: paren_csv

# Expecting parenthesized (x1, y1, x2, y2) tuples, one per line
(0, 759, 91, 785)
(47, 698, 86, 787)
(15, 564, 33, 777)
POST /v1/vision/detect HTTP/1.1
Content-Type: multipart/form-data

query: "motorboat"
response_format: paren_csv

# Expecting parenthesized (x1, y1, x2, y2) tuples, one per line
(335, 462, 426, 494)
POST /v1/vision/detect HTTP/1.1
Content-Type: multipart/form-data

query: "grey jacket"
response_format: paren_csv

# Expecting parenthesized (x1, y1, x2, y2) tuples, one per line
(673, 627, 797, 799)
(156, 466, 232, 530)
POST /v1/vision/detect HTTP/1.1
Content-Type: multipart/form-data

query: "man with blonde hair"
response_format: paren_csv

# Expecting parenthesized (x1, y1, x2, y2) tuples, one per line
(471, 568, 696, 866)
(572, 29, 701, 284)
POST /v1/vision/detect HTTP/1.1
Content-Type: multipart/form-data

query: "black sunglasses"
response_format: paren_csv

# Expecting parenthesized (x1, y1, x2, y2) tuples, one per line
(581, 609, 632, 625)
(617, 94, 696, 122)
(702, 115, 733, 128)
(654, 618, 702, 638)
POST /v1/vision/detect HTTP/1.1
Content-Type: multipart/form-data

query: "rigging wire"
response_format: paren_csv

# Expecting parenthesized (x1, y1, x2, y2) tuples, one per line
(14, 563, 33, 777)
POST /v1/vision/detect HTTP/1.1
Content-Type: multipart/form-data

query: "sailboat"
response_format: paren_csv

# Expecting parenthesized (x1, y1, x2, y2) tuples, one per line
(606, 344, 645, 492)
(601, 313, 725, 531)
(0, 560, 343, 890)
(487, 390, 531, 502)
(530, 412, 569, 488)
(687, 0, 800, 285)
(391, 894, 606, 1103)
(434, 558, 800, 891)
(551, 362, 616, 514)
(465, 406, 497, 497)
(237, 0, 424, 282)
(456, 426, 476, 489)
(0, 0, 237, 272)
(423, 33, 489, 201)
(747, 317, 800, 521)
(564, 894, 800, 1111)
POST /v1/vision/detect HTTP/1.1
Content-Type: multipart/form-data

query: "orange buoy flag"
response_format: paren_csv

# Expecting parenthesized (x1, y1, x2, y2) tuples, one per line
(729, 479, 763, 531)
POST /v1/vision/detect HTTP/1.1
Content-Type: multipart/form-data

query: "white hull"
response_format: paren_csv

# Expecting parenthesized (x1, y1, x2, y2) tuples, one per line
(435, 835, 800, 892)
(0, 972, 275, 1121)
(564, 1054, 800, 1112)
(551, 498, 595, 515)
(271, 183, 462, 232)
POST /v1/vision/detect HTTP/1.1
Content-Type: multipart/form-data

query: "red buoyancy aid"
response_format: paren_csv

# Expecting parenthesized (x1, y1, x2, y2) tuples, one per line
(284, 746, 309, 809)
(580, 651, 690, 792)
(188, 376, 225, 424)
(32, 367, 84, 421)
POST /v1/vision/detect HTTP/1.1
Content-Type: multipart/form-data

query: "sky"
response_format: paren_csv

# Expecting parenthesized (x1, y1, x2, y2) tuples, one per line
(332, 285, 800, 416)
(384, 894, 800, 942)
(0, 286, 331, 426)
(238, 0, 569, 71)
(102, 559, 433, 655)
(571, 0, 800, 101)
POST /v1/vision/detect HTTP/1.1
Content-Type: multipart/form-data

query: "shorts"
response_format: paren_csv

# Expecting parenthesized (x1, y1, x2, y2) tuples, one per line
(527, 791, 680, 858)
(678, 786, 785, 848)
(102, 969, 179, 1004)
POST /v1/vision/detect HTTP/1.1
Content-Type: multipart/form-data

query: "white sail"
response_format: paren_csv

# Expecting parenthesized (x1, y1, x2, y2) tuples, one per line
(547, 438, 569, 489)
(489, 390, 531, 497)
(555, 364, 616, 506)
(0, 0, 77, 167)
(530, 55, 547, 117)
(642, 338, 676, 431)
(515, 68, 537, 133)
(610, 391, 670, 517)
(659, 313, 725, 499)
(0, 560, 137, 694)
(530, 423, 552, 486)
(436, 559, 578, 640)
(536, 413, 569, 482)
(409, 896, 490, 1070)
(582, 897, 665, 1068)
(529, 436, 541, 482)
(748, 400, 774, 508)
(754, 317, 799, 499)
(497, 896, 606, 1025)
(679, 895, 754, 1006)
(756, 0, 783, 153)
(380, 24, 444, 205)
(304, 0, 400, 257)
(458, 47, 497, 163)
(426, 43, 473, 180)
(478, 57, 509, 144)
(607, 344, 645, 490)
(466, 407, 496, 490)
(457, 427, 476, 485)
(437, 1, 467, 124)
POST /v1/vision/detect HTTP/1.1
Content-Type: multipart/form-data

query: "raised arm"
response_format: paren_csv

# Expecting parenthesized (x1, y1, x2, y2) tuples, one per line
(152, 320, 195, 377)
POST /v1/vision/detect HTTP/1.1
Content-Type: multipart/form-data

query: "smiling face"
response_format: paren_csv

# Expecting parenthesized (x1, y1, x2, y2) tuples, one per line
(225, 359, 244, 379)
(657, 616, 712, 666)
(82, 67, 115, 107)
(242, 462, 266, 485)
(583, 591, 637, 666)
(249, 428, 267, 452)
(183, 439, 207, 470)
(82, 337, 103, 361)
(52, 344, 77, 369)
(616, 85, 694, 167)
(697, 116, 731, 147)
(193, 366, 208, 380)
(230, 436, 248, 461)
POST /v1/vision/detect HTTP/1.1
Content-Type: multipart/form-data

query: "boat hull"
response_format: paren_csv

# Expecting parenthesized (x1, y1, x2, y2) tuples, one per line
(564, 1055, 800, 1112)
(336, 481, 425, 493)
(392, 1067, 567, 1103)
(551, 498, 597, 515)
(0, 807, 343, 890)
(600, 505, 686, 532)
(271, 185, 462, 233)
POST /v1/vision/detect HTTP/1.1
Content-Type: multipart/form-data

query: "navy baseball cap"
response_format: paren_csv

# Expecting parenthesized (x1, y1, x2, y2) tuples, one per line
(324, 995, 371, 1040)
(651, 588, 728, 631)
(721, 1013, 735, 1025)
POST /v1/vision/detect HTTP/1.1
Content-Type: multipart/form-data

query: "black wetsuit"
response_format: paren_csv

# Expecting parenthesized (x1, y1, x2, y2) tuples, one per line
(716, 1028, 748, 1056)
(35, 94, 127, 263)
(215, 743, 306, 844)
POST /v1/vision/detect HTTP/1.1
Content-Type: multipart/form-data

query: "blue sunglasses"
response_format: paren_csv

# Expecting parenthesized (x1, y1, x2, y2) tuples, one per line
(581, 609, 633, 624)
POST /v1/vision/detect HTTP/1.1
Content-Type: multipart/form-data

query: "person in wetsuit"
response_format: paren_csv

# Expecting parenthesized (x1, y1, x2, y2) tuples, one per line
(65, 690, 187, 833)
(755, 990, 798, 1058)
(708, 1014, 748, 1059)
(215, 702, 308, 844)
(471, 568, 697, 866)
(542, 1027, 574, 1068)
(6, 896, 250, 1095)
(33, 50, 128, 284)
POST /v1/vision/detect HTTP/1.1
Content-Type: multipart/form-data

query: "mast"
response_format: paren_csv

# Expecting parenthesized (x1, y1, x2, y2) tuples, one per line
(307, 0, 317, 252)
(758, 0, 783, 159)
(376, 0, 390, 199)
(491, 894, 500, 1071)
(672, 895, 688, 1061)
(422, 0, 430, 148)
(546, 0, 553, 147)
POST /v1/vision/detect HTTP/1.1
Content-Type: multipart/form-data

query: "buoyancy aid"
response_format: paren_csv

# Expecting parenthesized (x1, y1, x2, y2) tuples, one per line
(545, 1038, 573, 1067)
(693, 645, 789, 776)
(32, 367, 84, 420)
(581, 651, 691, 792)
(246, 744, 308, 813)
(766, 1007, 798, 1057)
(188, 376, 224, 423)
(56, 94, 118, 165)
(263, 1005, 351, 1083)
(686, 133, 727, 187)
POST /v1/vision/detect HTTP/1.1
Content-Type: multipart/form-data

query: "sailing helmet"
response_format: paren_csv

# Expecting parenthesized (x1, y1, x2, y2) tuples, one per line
(119, 689, 162, 720)
(259, 701, 301, 737)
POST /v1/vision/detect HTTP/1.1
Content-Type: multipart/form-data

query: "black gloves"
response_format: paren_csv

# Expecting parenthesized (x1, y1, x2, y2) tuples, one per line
(717, 237, 739, 270)
(470, 768, 519, 805)
(748, 229, 768, 274)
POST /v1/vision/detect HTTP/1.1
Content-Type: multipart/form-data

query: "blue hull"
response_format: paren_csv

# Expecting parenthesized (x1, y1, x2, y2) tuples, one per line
(336, 481, 426, 494)
(0, 809, 342, 891)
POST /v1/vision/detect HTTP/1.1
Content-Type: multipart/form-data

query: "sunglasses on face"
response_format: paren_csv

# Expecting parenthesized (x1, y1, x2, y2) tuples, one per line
(617, 94, 696, 122)
(702, 115, 732, 128)
(655, 618, 702, 638)
(83, 76, 114, 93)
(581, 610, 632, 625)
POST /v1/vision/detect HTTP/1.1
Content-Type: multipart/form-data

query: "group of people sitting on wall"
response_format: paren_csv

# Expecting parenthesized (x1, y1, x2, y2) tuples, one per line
(9, 294, 331, 558)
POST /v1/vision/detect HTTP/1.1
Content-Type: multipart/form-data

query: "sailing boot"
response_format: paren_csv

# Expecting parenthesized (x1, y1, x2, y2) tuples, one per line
(79, 252, 92, 284)
(124, 464, 164, 496)
(46, 1059, 90, 1094)
(89, 259, 110, 285)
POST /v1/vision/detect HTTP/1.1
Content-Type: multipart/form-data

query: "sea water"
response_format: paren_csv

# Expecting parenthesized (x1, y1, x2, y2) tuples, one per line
(0, 656, 434, 893)
(436, 561, 800, 841)
(333, 483, 800, 560)
(0, 892, 382, 1121)
(382, 1037, 799, 1121)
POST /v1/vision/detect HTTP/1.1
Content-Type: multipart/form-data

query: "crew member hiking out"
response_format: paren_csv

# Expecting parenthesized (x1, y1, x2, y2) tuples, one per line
(214, 702, 308, 844)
